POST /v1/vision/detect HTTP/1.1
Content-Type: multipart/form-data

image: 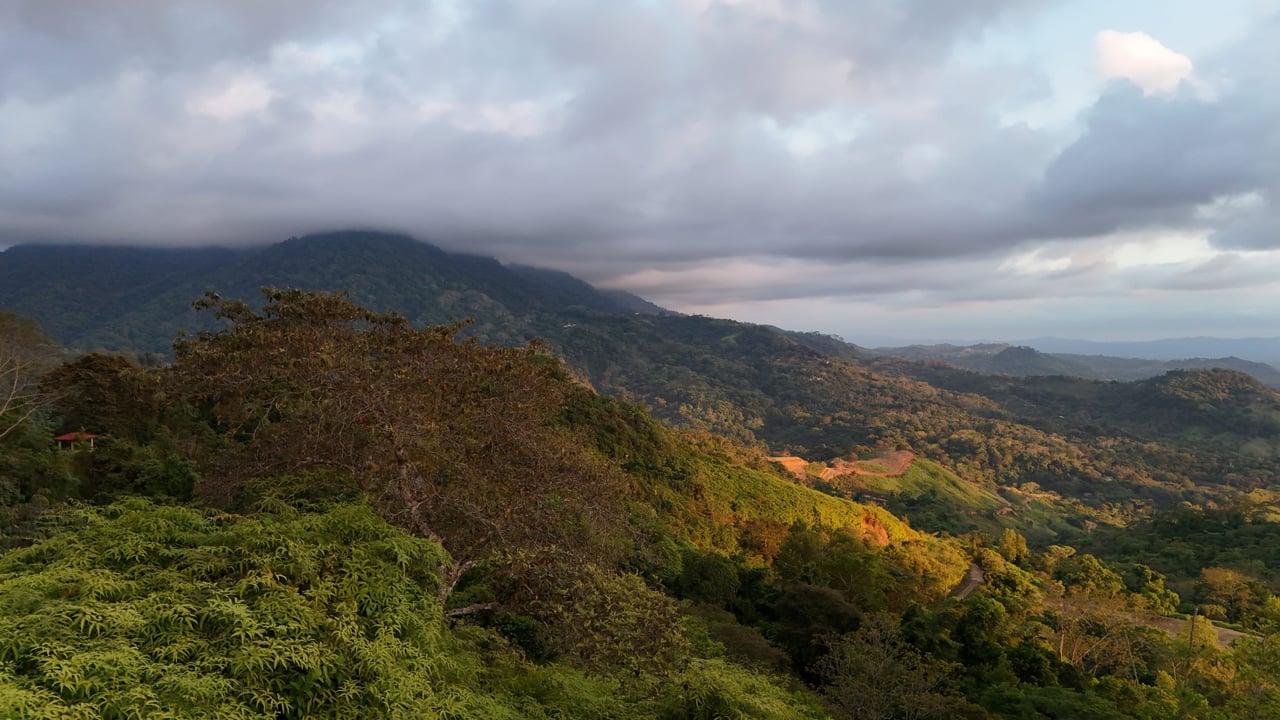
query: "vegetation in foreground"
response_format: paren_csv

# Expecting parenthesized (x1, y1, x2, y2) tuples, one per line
(0, 500, 824, 719)
(2, 292, 1280, 718)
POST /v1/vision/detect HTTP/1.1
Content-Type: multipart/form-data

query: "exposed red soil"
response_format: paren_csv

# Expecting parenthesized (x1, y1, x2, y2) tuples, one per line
(768, 450, 916, 482)
(823, 450, 915, 479)
(768, 456, 810, 479)
(860, 511, 891, 547)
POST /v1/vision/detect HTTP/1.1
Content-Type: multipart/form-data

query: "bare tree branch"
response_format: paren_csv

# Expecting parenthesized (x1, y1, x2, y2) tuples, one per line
(0, 313, 62, 440)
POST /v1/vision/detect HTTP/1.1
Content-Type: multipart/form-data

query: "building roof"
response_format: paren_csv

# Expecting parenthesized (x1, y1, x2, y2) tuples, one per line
(53, 432, 98, 441)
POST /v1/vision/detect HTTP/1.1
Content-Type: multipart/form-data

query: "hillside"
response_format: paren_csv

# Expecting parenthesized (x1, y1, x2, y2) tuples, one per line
(0, 291, 970, 717)
(0, 231, 664, 353)
(6, 287, 1280, 717)
(7, 232, 1280, 539)
(0, 244, 241, 348)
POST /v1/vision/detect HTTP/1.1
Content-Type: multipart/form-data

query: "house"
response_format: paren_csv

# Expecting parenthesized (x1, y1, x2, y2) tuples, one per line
(53, 431, 98, 449)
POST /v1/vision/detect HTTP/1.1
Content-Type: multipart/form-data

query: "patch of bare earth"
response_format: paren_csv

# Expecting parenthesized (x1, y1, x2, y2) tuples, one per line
(823, 450, 915, 479)
(1054, 598, 1254, 649)
(768, 451, 915, 482)
(1143, 615, 1252, 648)
(951, 563, 986, 599)
(767, 456, 810, 480)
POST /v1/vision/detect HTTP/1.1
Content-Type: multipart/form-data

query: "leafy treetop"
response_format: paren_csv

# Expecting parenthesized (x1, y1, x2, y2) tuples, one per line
(172, 289, 627, 606)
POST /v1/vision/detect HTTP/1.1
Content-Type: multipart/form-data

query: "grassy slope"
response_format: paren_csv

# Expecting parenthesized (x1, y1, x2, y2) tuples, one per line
(568, 393, 971, 599)
(822, 458, 1087, 545)
(839, 459, 1005, 509)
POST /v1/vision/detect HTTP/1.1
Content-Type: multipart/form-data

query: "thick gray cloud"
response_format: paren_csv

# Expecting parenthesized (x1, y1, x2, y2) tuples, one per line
(1030, 84, 1278, 241)
(1027, 13, 1280, 249)
(1, 0, 1062, 255)
(1, 0, 1278, 338)
(0, 0, 408, 96)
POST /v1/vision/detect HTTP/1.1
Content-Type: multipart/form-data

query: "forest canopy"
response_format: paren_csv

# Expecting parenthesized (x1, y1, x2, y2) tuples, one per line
(3, 289, 1280, 719)
(171, 289, 628, 607)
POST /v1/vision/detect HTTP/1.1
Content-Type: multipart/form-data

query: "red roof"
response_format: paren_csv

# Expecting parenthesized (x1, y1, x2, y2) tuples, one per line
(53, 432, 98, 441)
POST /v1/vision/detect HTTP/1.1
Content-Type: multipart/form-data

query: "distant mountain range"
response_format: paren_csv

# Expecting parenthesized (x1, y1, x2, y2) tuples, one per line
(1012, 336, 1280, 366)
(871, 343, 1280, 389)
(3, 228, 1278, 393)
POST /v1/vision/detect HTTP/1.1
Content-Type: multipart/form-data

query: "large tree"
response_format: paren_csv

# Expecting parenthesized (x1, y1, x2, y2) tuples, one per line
(172, 289, 626, 608)
(814, 614, 974, 720)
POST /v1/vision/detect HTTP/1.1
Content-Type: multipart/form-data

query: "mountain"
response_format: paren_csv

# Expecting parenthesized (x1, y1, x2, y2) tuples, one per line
(0, 231, 665, 353)
(1018, 335, 1280, 365)
(0, 244, 242, 347)
(9, 233, 1280, 716)
(873, 341, 1280, 388)
(875, 344, 1095, 377)
(1055, 353, 1280, 387)
(7, 230, 1280, 539)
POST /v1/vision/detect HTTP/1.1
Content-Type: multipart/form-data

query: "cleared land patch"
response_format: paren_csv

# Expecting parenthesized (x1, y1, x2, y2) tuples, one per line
(768, 450, 915, 481)
(823, 450, 915, 479)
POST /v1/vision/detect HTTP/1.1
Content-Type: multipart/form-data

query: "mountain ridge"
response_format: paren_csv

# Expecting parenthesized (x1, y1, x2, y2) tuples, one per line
(0, 231, 666, 353)
(1015, 335, 1280, 364)
(871, 342, 1280, 388)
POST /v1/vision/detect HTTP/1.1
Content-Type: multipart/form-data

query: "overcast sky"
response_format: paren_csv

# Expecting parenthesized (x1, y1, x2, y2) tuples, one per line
(2, 0, 1278, 343)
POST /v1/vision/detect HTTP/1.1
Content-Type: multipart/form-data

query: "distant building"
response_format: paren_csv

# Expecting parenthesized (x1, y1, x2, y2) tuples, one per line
(54, 431, 98, 450)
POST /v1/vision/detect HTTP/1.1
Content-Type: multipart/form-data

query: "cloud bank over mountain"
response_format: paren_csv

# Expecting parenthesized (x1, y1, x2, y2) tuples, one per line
(1, 0, 1277, 340)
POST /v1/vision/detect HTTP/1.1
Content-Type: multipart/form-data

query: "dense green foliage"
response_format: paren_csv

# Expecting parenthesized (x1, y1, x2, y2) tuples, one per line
(0, 501, 825, 719)
(0, 233, 661, 354)
(4, 265, 1280, 718)
(1087, 498, 1280, 629)
(169, 289, 628, 610)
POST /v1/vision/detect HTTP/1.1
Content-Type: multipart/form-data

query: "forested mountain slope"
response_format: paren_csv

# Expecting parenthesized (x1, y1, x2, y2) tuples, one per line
(4, 289, 1280, 718)
(0, 231, 663, 353)
(6, 231, 1280, 538)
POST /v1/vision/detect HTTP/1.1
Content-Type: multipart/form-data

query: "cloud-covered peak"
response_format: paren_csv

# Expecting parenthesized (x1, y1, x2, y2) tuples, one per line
(0, 1, 1277, 342)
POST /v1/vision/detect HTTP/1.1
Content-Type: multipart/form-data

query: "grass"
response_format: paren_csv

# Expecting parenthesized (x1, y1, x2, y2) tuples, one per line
(838, 459, 1006, 511)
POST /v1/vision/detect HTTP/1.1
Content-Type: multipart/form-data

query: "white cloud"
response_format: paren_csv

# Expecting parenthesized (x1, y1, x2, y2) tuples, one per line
(1095, 30, 1194, 95)
(187, 74, 275, 120)
(999, 248, 1072, 274)
(1108, 230, 1216, 268)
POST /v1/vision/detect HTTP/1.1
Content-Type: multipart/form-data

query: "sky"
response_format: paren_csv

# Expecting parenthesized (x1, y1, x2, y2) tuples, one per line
(2, 0, 1278, 344)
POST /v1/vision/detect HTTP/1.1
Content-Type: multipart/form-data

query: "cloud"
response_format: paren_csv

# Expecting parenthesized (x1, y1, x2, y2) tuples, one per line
(1031, 86, 1270, 229)
(1030, 17, 1280, 251)
(1095, 30, 1194, 95)
(0, 1, 1277, 340)
(0, 0, 1061, 259)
